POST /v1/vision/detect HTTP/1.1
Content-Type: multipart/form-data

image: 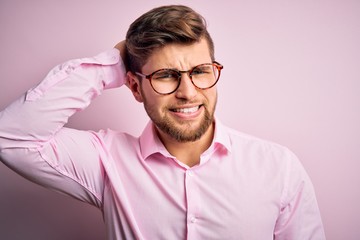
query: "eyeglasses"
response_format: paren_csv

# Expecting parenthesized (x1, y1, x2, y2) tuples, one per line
(135, 62, 223, 95)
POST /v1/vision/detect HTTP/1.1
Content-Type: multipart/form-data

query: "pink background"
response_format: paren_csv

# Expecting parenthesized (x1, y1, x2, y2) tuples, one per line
(1, 0, 359, 239)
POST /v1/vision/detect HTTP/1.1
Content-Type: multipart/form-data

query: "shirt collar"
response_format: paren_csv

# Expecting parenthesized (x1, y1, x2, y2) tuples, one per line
(139, 117, 232, 161)
(212, 118, 232, 154)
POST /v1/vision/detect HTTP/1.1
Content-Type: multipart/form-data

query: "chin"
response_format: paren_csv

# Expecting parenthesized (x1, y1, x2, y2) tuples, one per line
(163, 117, 213, 143)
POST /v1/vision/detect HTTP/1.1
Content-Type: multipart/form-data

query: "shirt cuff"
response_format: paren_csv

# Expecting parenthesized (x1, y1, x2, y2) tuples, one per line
(80, 48, 127, 89)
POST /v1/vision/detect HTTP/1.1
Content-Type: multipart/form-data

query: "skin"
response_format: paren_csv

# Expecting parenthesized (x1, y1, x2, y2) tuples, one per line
(123, 38, 218, 167)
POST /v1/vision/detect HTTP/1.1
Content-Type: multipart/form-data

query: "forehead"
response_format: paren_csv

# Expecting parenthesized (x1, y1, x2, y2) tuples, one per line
(142, 38, 212, 72)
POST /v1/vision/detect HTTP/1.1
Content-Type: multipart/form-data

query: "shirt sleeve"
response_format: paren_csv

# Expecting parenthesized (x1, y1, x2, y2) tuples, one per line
(0, 48, 126, 207)
(274, 151, 326, 239)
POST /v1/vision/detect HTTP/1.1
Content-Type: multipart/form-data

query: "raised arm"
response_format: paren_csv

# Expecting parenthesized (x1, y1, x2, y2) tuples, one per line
(0, 46, 126, 206)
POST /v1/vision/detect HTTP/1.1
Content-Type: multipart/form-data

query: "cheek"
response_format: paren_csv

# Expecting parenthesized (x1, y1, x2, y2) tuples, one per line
(204, 89, 217, 106)
(142, 89, 168, 113)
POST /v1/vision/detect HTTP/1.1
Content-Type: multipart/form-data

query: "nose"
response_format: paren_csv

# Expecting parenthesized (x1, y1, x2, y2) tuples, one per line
(174, 72, 198, 100)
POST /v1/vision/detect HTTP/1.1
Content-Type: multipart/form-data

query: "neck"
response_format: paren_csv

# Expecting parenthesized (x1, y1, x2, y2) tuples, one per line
(156, 122, 215, 167)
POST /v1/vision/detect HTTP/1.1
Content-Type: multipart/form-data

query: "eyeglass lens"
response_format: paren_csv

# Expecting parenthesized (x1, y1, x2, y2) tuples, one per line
(150, 63, 221, 94)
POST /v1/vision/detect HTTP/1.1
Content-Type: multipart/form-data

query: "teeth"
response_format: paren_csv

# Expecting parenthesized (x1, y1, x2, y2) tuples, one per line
(174, 106, 199, 113)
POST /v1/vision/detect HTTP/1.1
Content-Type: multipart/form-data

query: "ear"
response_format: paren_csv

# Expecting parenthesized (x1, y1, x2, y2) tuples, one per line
(127, 72, 144, 103)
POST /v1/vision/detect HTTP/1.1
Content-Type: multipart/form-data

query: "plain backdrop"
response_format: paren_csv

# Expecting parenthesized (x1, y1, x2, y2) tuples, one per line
(1, 0, 359, 239)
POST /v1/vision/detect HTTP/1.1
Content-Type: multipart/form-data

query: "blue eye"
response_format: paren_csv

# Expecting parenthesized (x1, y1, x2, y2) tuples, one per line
(192, 69, 204, 75)
(192, 66, 212, 75)
(153, 70, 179, 81)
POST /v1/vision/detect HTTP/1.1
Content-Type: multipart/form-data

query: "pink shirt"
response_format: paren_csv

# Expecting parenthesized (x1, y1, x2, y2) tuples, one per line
(0, 49, 325, 239)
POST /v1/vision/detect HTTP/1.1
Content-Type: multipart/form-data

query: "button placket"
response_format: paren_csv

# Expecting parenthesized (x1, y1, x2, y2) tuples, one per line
(184, 169, 200, 238)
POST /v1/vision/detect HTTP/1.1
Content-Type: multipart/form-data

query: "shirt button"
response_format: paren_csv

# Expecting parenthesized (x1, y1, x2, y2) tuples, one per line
(189, 215, 197, 223)
(187, 170, 194, 177)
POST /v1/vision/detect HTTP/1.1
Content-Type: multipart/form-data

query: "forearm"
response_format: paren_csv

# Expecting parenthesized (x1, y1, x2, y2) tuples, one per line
(0, 49, 126, 204)
(0, 48, 126, 150)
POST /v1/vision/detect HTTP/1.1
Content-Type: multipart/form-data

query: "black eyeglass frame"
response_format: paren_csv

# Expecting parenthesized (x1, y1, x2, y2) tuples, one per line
(135, 61, 223, 95)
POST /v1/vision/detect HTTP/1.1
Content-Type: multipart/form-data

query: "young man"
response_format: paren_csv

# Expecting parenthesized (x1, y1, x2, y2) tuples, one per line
(0, 5, 325, 240)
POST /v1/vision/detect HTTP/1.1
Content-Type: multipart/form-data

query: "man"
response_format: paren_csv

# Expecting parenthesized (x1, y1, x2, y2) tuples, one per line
(0, 5, 325, 240)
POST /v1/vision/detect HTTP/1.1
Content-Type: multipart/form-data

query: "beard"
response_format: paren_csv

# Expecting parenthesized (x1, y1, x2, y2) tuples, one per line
(142, 95, 216, 143)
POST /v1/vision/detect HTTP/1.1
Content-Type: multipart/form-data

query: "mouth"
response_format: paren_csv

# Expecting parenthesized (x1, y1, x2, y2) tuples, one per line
(169, 105, 204, 120)
(170, 105, 202, 114)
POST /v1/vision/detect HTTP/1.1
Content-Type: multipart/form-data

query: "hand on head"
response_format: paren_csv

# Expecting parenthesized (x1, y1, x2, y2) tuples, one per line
(114, 40, 130, 88)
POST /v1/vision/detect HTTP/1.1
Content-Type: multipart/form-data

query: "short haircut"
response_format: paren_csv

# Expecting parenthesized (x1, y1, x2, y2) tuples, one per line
(125, 5, 215, 73)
